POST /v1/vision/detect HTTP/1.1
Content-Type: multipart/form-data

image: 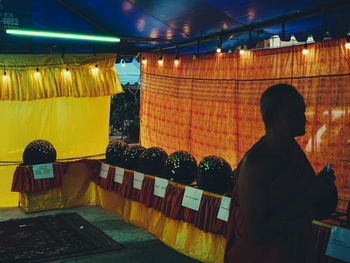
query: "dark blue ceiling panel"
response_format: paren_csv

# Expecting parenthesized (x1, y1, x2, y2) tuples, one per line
(128, 0, 242, 38)
(32, 0, 93, 33)
(202, 0, 330, 25)
(63, 0, 176, 40)
(0, 0, 349, 54)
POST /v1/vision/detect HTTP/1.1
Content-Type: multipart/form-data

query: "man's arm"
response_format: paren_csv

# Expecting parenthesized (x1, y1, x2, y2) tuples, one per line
(238, 156, 334, 244)
(238, 155, 278, 244)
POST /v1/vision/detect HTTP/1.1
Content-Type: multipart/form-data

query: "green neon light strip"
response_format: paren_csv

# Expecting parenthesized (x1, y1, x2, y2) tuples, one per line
(6, 29, 120, 42)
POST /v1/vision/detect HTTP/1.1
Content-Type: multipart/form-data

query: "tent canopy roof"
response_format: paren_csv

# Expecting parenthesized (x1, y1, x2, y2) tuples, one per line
(1, 0, 350, 55)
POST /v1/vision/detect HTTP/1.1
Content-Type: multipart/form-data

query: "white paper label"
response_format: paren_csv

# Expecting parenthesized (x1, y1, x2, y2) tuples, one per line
(133, 172, 144, 190)
(181, 186, 203, 211)
(99, 163, 109, 179)
(326, 226, 350, 262)
(114, 167, 124, 184)
(154, 177, 168, 198)
(217, 196, 231, 222)
(33, 163, 54, 180)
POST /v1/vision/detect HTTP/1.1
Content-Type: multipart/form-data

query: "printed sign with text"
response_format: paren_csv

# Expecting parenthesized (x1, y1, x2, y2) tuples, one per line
(181, 186, 203, 211)
(99, 163, 109, 179)
(326, 225, 350, 262)
(217, 196, 231, 222)
(154, 177, 168, 198)
(33, 163, 54, 180)
(133, 172, 144, 190)
(114, 167, 124, 184)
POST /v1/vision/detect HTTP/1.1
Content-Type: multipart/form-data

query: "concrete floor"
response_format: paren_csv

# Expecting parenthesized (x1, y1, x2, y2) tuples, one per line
(0, 206, 201, 263)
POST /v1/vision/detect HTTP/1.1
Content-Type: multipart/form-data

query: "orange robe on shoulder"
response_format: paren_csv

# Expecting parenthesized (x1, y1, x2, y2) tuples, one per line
(225, 139, 318, 263)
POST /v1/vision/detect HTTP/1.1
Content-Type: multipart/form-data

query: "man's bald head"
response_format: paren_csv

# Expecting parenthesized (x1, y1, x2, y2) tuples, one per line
(260, 84, 304, 126)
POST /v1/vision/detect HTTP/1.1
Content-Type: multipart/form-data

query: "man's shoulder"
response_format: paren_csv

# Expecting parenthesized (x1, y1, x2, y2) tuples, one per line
(244, 144, 273, 167)
(239, 144, 277, 183)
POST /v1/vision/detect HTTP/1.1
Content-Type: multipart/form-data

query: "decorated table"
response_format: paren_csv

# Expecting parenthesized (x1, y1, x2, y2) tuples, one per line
(11, 159, 348, 263)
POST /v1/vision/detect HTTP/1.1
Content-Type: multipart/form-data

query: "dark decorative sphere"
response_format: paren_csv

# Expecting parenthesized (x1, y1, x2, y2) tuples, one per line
(315, 183, 338, 220)
(197, 156, 232, 195)
(139, 147, 168, 176)
(123, 145, 146, 170)
(22, 140, 57, 165)
(165, 151, 197, 184)
(105, 140, 128, 166)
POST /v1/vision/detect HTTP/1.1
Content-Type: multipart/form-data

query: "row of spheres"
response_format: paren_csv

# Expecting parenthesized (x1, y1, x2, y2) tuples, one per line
(21, 140, 342, 221)
(105, 140, 234, 195)
(21, 139, 234, 195)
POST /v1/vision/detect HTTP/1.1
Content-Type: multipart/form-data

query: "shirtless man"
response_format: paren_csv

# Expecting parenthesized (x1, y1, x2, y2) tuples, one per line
(225, 83, 336, 263)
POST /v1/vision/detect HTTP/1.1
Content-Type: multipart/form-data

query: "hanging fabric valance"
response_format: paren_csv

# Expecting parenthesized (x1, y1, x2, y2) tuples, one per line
(0, 53, 122, 101)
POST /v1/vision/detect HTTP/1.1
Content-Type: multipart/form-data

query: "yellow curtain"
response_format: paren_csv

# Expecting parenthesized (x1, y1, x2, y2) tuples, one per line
(140, 39, 350, 205)
(0, 53, 122, 101)
(0, 53, 121, 207)
(0, 97, 111, 207)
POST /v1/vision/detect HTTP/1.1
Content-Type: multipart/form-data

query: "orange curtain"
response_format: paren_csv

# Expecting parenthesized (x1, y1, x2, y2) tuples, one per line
(140, 38, 350, 205)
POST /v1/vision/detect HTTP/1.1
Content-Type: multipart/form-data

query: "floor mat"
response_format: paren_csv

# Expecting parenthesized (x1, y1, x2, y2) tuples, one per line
(0, 212, 124, 263)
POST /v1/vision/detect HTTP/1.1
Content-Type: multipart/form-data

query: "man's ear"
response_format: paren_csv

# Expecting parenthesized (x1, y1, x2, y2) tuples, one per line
(264, 110, 274, 124)
(266, 111, 282, 126)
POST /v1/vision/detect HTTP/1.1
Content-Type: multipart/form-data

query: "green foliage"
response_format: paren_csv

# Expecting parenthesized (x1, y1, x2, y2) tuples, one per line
(110, 84, 140, 143)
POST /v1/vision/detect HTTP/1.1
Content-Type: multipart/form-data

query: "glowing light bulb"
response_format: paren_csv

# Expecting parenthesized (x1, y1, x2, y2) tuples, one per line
(158, 57, 163, 66)
(239, 49, 245, 55)
(2, 71, 8, 81)
(34, 68, 40, 78)
(216, 47, 222, 53)
(121, 60, 126, 67)
(302, 43, 308, 55)
(174, 56, 179, 66)
(142, 57, 147, 64)
(64, 67, 70, 77)
(345, 33, 350, 49)
(92, 64, 99, 75)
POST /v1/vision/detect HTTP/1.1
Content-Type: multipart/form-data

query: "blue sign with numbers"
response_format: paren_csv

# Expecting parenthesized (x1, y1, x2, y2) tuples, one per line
(0, 0, 31, 28)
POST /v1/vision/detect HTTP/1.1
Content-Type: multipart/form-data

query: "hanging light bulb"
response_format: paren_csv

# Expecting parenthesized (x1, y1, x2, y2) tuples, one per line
(92, 64, 99, 75)
(34, 67, 40, 78)
(121, 59, 126, 67)
(158, 56, 163, 66)
(142, 57, 147, 64)
(216, 36, 222, 53)
(174, 55, 179, 66)
(302, 43, 309, 55)
(345, 33, 350, 49)
(64, 67, 70, 77)
(239, 45, 245, 55)
(3, 71, 8, 81)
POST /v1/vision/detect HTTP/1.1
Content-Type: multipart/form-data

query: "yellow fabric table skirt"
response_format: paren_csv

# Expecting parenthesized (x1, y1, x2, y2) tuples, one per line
(20, 161, 96, 213)
(95, 185, 226, 263)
